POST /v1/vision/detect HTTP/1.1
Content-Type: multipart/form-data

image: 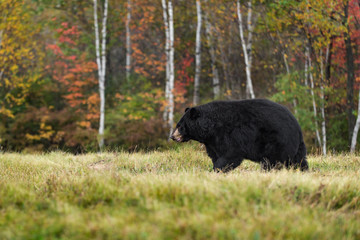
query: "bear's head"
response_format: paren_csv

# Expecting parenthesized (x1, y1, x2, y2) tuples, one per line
(171, 107, 212, 143)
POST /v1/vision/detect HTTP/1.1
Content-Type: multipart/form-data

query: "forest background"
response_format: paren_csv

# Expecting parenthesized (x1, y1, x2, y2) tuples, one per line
(0, 0, 359, 154)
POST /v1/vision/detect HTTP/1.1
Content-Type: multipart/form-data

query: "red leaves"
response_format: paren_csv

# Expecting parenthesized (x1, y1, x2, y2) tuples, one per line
(55, 23, 80, 46)
(47, 44, 63, 55)
(175, 49, 194, 104)
(47, 22, 99, 129)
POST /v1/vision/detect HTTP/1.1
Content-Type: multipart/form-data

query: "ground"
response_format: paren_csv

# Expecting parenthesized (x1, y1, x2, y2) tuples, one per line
(0, 144, 359, 239)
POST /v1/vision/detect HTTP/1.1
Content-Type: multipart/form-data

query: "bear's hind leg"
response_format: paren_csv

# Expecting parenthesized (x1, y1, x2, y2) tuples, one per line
(288, 158, 309, 171)
(260, 158, 284, 171)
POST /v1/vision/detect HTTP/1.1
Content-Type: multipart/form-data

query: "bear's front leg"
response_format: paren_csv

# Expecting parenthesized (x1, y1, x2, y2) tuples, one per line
(205, 144, 218, 166)
(213, 156, 243, 173)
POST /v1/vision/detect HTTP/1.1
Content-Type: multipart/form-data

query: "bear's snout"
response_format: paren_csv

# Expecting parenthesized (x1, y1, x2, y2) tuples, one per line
(171, 128, 183, 142)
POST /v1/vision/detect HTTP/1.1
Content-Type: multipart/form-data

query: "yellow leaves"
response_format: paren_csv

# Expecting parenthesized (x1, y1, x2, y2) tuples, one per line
(10, 65, 18, 72)
(0, 107, 15, 118)
(225, 90, 232, 97)
(25, 121, 55, 142)
(25, 133, 41, 141)
(128, 115, 143, 121)
(0, 0, 44, 116)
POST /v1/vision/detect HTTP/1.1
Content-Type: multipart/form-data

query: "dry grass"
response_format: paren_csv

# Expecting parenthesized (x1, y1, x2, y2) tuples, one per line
(0, 144, 359, 239)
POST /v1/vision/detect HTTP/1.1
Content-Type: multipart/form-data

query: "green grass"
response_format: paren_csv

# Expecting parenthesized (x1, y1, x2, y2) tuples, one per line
(0, 144, 360, 240)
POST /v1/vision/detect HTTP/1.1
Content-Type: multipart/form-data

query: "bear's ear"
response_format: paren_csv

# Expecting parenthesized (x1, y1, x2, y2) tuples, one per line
(185, 107, 190, 113)
(189, 108, 200, 119)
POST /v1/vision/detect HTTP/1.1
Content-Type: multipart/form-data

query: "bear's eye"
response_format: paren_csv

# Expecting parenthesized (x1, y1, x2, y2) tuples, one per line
(180, 125, 186, 133)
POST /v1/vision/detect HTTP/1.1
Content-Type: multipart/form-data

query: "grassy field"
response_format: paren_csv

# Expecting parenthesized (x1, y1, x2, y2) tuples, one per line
(0, 144, 360, 240)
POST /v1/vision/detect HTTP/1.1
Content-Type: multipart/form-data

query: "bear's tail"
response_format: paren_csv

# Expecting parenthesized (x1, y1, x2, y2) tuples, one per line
(294, 140, 309, 171)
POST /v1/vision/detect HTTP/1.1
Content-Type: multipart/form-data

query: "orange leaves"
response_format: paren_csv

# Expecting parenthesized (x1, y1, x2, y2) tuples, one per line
(78, 121, 91, 129)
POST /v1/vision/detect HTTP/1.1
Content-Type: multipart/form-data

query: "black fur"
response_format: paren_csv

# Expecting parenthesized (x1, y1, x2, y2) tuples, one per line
(171, 99, 308, 172)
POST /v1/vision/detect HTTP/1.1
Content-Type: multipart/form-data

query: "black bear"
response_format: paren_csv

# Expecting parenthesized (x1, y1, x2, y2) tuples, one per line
(171, 99, 308, 172)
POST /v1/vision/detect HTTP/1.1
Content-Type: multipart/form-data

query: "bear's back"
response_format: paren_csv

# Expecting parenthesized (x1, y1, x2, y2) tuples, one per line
(200, 99, 297, 125)
(199, 99, 303, 144)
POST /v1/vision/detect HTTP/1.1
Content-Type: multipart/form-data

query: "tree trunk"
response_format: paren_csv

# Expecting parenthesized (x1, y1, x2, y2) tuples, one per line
(168, 0, 175, 137)
(307, 46, 322, 148)
(93, 0, 108, 150)
(161, 0, 170, 122)
(351, 90, 360, 152)
(237, 0, 255, 99)
(320, 49, 327, 156)
(204, 7, 220, 99)
(304, 46, 309, 87)
(193, 0, 202, 106)
(344, 1, 356, 147)
(125, 0, 131, 81)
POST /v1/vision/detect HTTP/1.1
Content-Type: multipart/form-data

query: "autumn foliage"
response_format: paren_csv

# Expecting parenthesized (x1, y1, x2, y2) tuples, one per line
(0, 0, 359, 152)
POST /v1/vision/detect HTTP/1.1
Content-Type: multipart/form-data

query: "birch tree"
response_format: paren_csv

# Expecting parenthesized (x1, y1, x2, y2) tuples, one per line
(204, 1, 220, 99)
(93, 0, 108, 150)
(306, 46, 322, 150)
(161, 0, 175, 137)
(236, 0, 256, 99)
(193, 0, 202, 106)
(351, 91, 360, 152)
(161, 0, 170, 122)
(319, 49, 327, 155)
(125, 0, 131, 81)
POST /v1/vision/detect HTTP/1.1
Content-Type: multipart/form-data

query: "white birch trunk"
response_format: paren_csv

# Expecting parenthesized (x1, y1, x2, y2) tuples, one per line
(304, 47, 309, 87)
(161, 0, 170, 122)
(320, 85, 326, 155)
(283, 51, 290, 74)
(168, 0, 175, 137)
(319, 49, 327, 156)
(351, 89, 360, 153)
(93, 0, 108, 150)
(307, 50, 322, 148)
(193, 0, 202, 106)
(204, 6, 220, 99)
(237, 0, 255, 99)
(125, 0, 131, 81)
